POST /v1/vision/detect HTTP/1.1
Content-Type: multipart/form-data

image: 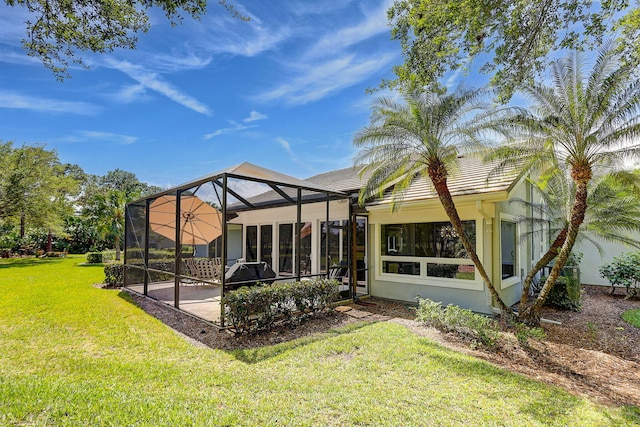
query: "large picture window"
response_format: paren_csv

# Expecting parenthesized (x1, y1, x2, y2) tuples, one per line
(381, 221, 475, 258)
(380, 221, 476, 281)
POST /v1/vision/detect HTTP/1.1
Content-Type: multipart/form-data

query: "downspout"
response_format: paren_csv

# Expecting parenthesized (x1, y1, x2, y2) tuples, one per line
(476, 201, 501, 315)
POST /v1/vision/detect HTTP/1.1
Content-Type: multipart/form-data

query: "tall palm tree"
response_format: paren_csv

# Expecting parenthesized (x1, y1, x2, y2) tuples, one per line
(511, 169, 640, 310)
(354, 88, 512, 314)
(490, 42, 640, 323)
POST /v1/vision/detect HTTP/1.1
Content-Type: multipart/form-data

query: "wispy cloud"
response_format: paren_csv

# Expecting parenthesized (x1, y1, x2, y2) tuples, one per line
(106, 59, 211, 115)
(256, 53, 395, 105)
(57, 130, 138, 145)
(304, 0, 392, 60)
(254, 0, 396, 105)
(204, 121, 256, 140)
(276, 137, 309, 167)
(110, 84, 148, 103)
(77, 130, 138, 145)
(0, 89, 100, 115)
(244, 110, 267, 122)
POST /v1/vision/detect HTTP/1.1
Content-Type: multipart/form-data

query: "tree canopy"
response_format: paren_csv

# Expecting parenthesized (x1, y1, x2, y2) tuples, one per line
(5, 0, 245, 79)
(387, 0, 640, 101)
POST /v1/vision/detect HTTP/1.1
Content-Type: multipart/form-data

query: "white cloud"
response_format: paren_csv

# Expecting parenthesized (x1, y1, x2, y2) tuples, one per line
(77, 130, 138, 145)
(244, 110, 267, 122)
(110, 84, 148, 103)
(256, 53, 395, 105)
(0, 89, 100, 115)
(304, 0, 392, 60)
(204, 121, 256, 140)
(276, 137, 309, 167)
(107, 59, 211, 115)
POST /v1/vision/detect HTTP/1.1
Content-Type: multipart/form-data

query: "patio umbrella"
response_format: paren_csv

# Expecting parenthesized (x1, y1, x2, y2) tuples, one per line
(149, 195, 223, 245)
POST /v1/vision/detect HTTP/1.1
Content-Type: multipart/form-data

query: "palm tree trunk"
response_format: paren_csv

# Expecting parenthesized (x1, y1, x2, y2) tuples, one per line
(519, 227, 567, 311)
(520, 179, 588, 325)
(427, 160, 511, 315)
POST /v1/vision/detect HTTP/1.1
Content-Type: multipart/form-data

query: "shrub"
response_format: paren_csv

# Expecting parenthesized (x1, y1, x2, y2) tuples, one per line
(545, 273, 583, 311)
(104, 262, 124, 288)
(599, 252, 640, 299)
(101, 250, 117, 263)
(223, 279, 340, 334)
(86, 252, 103, 264)
(415, 298, 500, 348)
(513, 323, 547, 346)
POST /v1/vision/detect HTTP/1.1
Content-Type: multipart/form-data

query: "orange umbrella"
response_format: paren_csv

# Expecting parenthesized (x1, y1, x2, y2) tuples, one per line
(149, 195, 223, 245)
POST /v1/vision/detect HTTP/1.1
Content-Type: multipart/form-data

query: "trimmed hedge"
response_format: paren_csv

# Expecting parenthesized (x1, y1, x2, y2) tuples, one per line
(86, 252, 103, 264)
(223, 279, 340, 334)
(104, 262, 124, 288)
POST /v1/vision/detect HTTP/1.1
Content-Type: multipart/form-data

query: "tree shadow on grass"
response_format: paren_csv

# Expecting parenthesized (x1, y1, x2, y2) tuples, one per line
(417, 339, 640, 423)
(229, 322, 374, 364)
(0, 258, 64, 268)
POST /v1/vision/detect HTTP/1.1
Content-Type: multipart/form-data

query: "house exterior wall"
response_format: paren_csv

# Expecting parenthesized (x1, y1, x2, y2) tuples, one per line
(575, 234, 640, 286)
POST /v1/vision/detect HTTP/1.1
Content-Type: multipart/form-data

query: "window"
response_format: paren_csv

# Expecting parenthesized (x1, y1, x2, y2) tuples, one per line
(246, 225, 257, 262)
(278, 223, 293, 274)
(381, 221, 475, 258)
(380, 221, 476, 281)
(298, 222, 312, 275)
(320, 220, 348, 271)
(260, 225, 272, 267)
(501, 220, 517, 279)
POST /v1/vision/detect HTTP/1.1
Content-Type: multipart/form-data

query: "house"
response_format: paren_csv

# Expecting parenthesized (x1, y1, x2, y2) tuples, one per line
(124, 158, 545, 324)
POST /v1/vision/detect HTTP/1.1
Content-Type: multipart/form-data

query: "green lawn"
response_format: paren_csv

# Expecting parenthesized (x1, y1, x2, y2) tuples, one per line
(622, 308, 640, 328)
(1, 256, 639, 426)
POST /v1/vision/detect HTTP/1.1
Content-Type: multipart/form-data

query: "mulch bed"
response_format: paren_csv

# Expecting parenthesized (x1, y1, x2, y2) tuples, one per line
(122, 285, 640, 407)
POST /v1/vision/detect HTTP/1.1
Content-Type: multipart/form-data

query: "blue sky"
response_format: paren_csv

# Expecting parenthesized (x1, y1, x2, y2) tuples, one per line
(0, 0, 411, 188)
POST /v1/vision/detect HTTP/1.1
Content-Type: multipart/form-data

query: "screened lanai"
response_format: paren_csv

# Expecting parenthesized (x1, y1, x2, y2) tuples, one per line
(123, 162, 362, 326)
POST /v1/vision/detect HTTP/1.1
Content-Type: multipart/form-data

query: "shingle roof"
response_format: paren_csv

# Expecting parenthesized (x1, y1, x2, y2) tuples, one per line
(304, 165, 369, 193)
(365, 156, 520, 206)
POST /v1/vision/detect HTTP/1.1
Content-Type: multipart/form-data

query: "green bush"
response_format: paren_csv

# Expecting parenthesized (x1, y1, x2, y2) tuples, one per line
(415, 298, 500, 348)
(545, 273, 582, 311)
(86, 252, 103, 264)
(223, 279, 340, 334)
(104, 262, 124, 288)
(599, 252, 640, 298)
(101, 250, 116, 263)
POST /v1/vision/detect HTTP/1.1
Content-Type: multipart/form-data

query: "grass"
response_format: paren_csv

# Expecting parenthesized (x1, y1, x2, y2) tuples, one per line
(1, 256, 639, 426)
(622, 308, 640, 328)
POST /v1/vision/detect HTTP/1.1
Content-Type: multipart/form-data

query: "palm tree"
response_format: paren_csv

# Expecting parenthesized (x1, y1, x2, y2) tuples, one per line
(94, 189, 127, 261)
(354, 88, 512, 314)
(490, 43, 640, 323)
(511, 169, 640, 310)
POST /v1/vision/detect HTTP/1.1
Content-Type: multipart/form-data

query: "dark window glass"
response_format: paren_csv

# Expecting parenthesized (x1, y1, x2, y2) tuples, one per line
(427, 263, 475, 280)
(246, 225, 257, 262)
(381, 221, 475, 258)
(382, 261, 420, 275)
(279, 223, 293, 274)
(501, 221, 517, 279)
(260, 225, 272, 267)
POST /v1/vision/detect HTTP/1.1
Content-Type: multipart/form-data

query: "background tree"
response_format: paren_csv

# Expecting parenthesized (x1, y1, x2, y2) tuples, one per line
(354, 88, 512, 314)
(489, 44, 640, 323)
(5, 0, 245, 79)
(91, 189, 131, 261)
(387, 0, 640, 101)
(0, 142, 79, 242)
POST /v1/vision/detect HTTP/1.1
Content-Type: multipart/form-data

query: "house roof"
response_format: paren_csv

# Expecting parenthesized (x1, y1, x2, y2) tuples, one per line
(304, 165, 369, 193)
(365, 156, 521, 206)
